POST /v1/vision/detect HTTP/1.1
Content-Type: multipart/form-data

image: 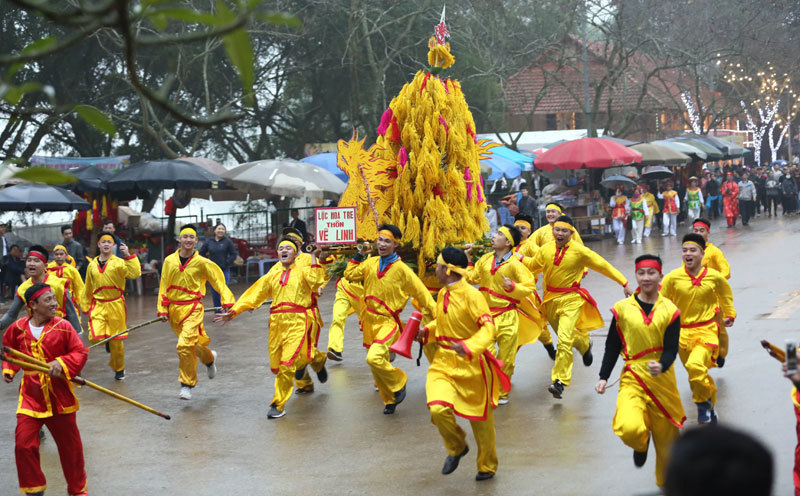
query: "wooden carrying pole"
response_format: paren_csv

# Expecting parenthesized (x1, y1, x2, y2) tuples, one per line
(88, 306, 221, 349)
(2, 347, 170, 420)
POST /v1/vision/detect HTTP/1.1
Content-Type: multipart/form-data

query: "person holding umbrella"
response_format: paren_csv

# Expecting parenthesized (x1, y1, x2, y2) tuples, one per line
(629, 187, 649, 244)
(640, 184, 659, 238)
(658, 180, 680, 237)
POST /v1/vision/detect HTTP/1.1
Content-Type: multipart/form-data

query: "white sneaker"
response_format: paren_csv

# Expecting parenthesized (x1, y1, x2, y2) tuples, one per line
(207, 350, 217, 379)
(179, 386, 192, 400)
(498, 397, 510, 405)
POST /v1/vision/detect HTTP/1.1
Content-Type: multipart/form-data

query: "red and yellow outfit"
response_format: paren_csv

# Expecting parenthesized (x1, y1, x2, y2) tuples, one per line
(228, 260, 325, 412)
(157, 250, 234, 387)
(465, 252, 535, 399)
(2, 316, 88, 496)
(84, 254, 141, 372)
(18, 275, 72, 319)
(326, 277, 364, 355)
(611, 194, 628, 219)
(642, 191, 659, 230)
(47, 261, 86, 312)
(513, 240, 549, 349)
(703, 242, 731, 359)
(423, 279, 502, 474)
(661, 190, 679, 214)
(531, 223, 584, 248)
(523, 240, 628, 386)
(343, 255, 435, 406)
(609, 295, 685, 487)
(660, 266, 735, 405)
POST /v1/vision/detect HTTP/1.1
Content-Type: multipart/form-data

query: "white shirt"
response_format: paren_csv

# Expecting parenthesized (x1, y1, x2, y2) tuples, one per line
(30, 324, 45, 340)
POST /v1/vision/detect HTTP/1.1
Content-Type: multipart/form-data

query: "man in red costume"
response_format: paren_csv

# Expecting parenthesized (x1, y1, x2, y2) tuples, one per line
(721, 172, 740, 228)
(2, 283, 89, 496)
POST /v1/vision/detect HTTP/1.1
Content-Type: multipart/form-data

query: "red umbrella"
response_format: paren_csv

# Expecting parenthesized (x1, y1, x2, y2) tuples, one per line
(534, 137, 642, 171)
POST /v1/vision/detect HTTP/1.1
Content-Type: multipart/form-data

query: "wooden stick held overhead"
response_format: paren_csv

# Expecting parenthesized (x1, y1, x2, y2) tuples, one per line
(2, 346, 171, 420)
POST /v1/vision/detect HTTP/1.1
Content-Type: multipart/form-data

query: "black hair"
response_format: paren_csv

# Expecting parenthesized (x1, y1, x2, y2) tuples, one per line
(102, 219, 114, 226)
(181, 224, 198, 234)
(634, 254, 662, 266)
(282, 227, 303, 239)
(441, 246, 469, 268)
(693, 218, 711, 230)
(664, 425, 773, 496)
(9, 244, 19, 252)
(554, 215, 574, 227)
(514, 213, 534, 227)
(24, 283, 51, 304)
(27, 245, 48, 260)
(277, 236, 300, 251)
(377, 224, 402, 241)
(682, 233, 706, 250)
(500, 224, 522, 247)
(61, 225, 73, 234)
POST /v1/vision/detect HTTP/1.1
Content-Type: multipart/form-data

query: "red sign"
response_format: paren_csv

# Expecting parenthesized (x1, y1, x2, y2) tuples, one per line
(315, 207, 357, 245)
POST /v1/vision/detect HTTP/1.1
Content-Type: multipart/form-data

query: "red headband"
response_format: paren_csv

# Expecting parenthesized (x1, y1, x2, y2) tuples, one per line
(635, 259, 662, 273)
(693, 220, 710, 230)
(28, 251, 46, 264)
(26, 286, 51, 307)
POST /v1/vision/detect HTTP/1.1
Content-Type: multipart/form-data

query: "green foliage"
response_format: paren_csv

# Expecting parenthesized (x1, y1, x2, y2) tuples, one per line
(11, 166, 77, 184)
(74, 104, 117, 137)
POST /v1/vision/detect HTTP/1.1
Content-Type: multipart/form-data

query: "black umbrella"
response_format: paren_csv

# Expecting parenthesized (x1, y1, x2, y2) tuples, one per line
(641, 165, 675, 180)
(63, 165, 112, 193)
(0, 183, 90, 211)
(106, 159, 225, 198)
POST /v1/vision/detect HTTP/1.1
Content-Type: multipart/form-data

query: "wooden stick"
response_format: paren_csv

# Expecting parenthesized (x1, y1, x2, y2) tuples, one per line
(88, 306, 222, 349)
(761, 339, 786, 362)
(2, 347, 171, 420)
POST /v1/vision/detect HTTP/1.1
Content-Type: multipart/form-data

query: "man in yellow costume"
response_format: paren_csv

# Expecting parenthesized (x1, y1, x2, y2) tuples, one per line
(420, 247, 507, 481)
(660, 233, 735, 424)
(596, 254, 685, 488)
(512, 214, 554, 360)
(530, 202, 584, 248)
(0, 245, 81, 334)
(85, 234, 140, 380)
(691, 218, 732, 368)
(325, 272, 363, 362)
(522, 215, 632, 399)
(217, 236, 327, 418)
(641, 183, 659, 238)
(158, 225, 234, 400)
(344, 224, 436, 414)
(48, 244, 85, 313)
(464, 224, 535, 405)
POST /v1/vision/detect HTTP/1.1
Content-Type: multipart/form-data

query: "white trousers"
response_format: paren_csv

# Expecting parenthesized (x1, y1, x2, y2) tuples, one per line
(662, 213, 677, 236)
(687, 208, 700, 224)
(631, 218, 644, 243)
(613, 218, 626, 244)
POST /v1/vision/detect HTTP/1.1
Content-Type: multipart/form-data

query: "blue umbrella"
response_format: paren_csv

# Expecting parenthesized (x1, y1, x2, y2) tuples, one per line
(300, 153, 348, 182)
(485, 155, 523, 181)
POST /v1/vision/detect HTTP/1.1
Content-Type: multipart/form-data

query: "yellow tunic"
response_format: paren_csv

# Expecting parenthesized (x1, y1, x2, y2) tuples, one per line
(702, 242, 730, 279)
(642, 192, 659, 227)
(84, 254, 141, 341)
(47, 261, 87, 312)
(531, 224, 584, 248)
(610, 294, 685, 487)
(424, 279, 500, 419)
(513, 241, 548, 348)
(17, 274, 71, 319)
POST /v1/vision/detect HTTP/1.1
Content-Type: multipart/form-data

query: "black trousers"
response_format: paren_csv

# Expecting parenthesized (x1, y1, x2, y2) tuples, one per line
(739, 199, 755, 224)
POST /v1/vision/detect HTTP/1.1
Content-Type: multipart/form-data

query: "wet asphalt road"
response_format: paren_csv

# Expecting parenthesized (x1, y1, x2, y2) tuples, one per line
(1, 214, 799, 496)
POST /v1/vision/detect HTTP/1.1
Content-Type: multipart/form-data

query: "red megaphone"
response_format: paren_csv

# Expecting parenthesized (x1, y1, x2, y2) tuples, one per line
(389, 311, 422, 359)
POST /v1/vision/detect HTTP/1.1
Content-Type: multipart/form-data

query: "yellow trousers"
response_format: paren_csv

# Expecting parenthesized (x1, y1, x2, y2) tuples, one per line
(679, 345, 716, 405)
(715, 312, 729, 359)
(327, 287, 358, 354)
(269, 335, 313, 412)
(167, 303, 214, 387)
(429, 404, 497, 474)
(90, 339, 125, 372)
(493, 310, 519, 399)
(295, 348, 327, 391)
(546, 294, 591, 386)
(538, 328, 554, 346)
(613, 378, 680, 487)
(366, 340, 407, 405)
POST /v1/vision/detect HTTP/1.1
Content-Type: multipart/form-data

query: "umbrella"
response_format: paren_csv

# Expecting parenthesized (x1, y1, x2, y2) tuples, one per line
(602, 166, 639, 180)
(0, 183, 90, 211)
(534, 138, 642, 171)
(600, 175, 637, 189)
(641, 165, 674, 180)
(63, 165, 112, 193)
(106, 159, 226, 197)
(649, 140, 707, 161)
(598, 136, 641, 146)
(300, 153, 348, 182)
(680, 134, 749, 159)
(223, 159, 346, 200)
(485, 155, 522, 181)
(630, 143, 690, 166)
(667, 137, 723, 161)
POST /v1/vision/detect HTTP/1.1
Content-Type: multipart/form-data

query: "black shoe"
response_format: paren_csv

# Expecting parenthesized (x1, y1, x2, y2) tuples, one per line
(442, 445, 469, 475)
(38, 429, 45, 441)
(383, 403, 397, 414)
(294, 366, 307, 381)
(327, 349, 343, 362)
(717, 357, 725, 368)
(582, 342, 593, 367)
(115, 370, 125, 380)
(105, 342, 110, 353)
(389, 351, 396, 363)
(295, 387, 314, 394)
(543, 343, 556, 361)
(316, 366, 328, 383)
(548, 380, 565, 399)
(633, 438, 649, 467)
(267, 405, 285, 419)
(394, 385, 407, 405)
(476, 471, 494, 481)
